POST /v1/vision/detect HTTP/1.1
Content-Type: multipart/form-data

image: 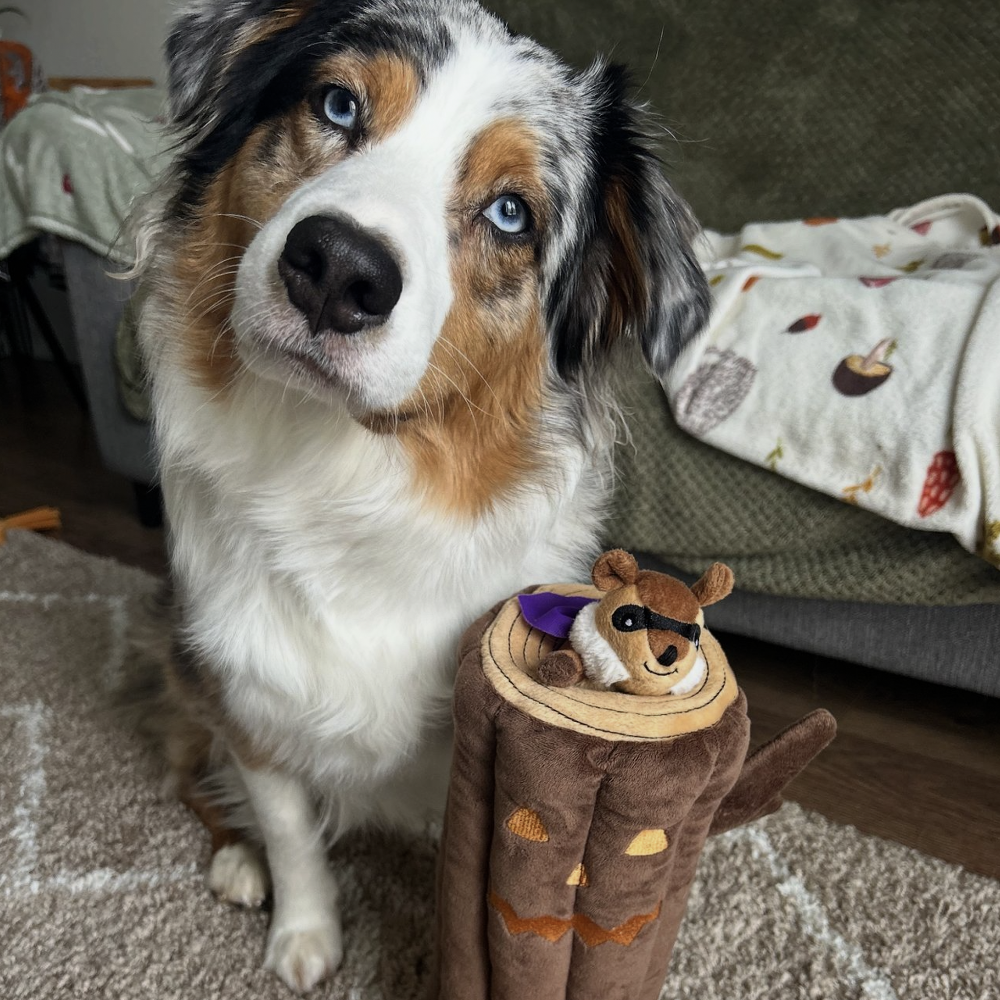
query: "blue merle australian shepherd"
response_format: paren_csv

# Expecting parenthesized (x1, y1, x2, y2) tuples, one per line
(138, 0, 708, 990)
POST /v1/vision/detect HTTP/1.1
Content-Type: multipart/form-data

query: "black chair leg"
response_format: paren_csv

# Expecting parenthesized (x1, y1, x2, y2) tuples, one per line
(132, 482, 164, 529)
(11, 256, 90, 413)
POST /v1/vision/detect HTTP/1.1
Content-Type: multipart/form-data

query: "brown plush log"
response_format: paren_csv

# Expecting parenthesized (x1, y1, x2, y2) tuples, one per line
(432, 587, 836, 1000)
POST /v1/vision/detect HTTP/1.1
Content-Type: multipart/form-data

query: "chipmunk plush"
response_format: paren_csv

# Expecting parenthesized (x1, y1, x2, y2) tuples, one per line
(521, 550, 734, 696)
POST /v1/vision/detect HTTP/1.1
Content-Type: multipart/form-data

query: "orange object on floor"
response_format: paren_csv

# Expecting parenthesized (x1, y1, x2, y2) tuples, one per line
(0, 507, 61, 544)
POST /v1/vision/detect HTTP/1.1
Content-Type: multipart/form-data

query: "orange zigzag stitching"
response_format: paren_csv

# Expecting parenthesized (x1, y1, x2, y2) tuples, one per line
(488, 890, 661, 947)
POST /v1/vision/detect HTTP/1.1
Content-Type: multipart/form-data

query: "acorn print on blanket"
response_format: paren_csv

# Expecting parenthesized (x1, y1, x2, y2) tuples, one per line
(786, 314, 821, 334)
(833, 338, 895, 396)
(917, 451, 960, 518)
(675, 348, 757, 436)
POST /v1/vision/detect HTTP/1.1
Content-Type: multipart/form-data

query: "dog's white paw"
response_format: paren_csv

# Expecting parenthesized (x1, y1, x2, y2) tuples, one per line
(264, 921, 344, 994)
(209, 842, 270, 908)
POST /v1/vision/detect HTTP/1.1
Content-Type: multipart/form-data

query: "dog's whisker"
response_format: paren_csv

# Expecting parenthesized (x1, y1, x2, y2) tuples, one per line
(436, 336, 502, 409)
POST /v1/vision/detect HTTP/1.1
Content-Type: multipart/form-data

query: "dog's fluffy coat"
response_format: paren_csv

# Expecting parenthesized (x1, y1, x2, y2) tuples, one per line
(139, 0, 708, 989)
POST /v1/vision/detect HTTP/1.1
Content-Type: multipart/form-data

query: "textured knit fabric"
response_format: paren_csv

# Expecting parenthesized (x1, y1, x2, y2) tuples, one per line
(487, 0, 1000, 233)
(665, 195, 1000, 566)
(606, 354, 1000, 606)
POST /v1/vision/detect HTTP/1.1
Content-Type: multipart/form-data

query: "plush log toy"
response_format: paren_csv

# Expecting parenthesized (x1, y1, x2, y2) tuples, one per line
(432, 551, 836, 1000)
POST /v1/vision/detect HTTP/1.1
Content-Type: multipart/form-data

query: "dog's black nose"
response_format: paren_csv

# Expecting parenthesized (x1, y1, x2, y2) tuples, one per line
(278, 215, 403, 335)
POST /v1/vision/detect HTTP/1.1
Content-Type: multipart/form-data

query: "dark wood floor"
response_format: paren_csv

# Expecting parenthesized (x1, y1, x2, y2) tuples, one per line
(3, 360, 998, 879)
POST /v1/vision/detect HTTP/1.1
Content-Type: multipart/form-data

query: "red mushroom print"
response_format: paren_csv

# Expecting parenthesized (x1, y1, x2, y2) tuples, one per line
(786, 314, 821, 334)
(917, 451, 960, 518)
(910, 221, 932, 236)
(62, 174, 74, 195)
(833, 338, 896, 396)
(859, 276, 900, 288)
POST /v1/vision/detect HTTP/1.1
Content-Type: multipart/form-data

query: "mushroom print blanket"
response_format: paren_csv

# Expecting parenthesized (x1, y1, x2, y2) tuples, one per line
(665, 194, 1000, 569)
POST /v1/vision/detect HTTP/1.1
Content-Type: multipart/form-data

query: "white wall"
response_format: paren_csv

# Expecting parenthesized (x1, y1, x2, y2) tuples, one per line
(1, 0, 178, 86)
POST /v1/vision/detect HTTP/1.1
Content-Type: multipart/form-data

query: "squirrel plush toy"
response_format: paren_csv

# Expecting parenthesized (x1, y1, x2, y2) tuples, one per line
(523, 550, 734, 696)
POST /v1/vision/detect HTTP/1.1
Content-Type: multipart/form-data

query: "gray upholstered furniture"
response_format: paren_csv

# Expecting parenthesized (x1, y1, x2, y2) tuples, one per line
(60, 240, 157, 490)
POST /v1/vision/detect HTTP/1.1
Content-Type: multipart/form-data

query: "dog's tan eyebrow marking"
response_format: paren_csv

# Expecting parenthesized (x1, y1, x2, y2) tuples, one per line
(457, 118, 547, 223)
(315, 52, 421, 142)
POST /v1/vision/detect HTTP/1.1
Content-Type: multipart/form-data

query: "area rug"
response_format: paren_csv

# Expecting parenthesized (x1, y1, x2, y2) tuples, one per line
(1, 530, 996, 1000)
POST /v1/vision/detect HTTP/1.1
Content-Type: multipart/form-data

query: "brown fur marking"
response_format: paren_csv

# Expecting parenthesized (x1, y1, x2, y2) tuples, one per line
(227, 2, 315, 70)
(315, 52, 420, 142)
(368, 119, 549, 518)
(603, 177, 649, 347)
(171, 50, 420, 394)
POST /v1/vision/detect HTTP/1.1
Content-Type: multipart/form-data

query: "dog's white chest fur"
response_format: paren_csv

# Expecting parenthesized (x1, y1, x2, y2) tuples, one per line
(162, 374, 600, 827)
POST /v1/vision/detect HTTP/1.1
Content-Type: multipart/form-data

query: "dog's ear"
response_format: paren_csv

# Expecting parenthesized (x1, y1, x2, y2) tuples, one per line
(547, 63, 709, 382)
(165, 1, 251, 123)
(592, 549, 640, 592)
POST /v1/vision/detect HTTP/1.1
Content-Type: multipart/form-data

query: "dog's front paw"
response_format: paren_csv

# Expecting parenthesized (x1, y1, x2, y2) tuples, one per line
(264, 921, 343, 994)
(209, 842, 270, 908)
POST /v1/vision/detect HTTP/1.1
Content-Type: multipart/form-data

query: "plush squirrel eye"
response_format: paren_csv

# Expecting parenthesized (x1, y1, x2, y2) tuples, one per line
(321, 86, 359, 131)
(612, 605, 646, 633)
(483, 194, 530, 235)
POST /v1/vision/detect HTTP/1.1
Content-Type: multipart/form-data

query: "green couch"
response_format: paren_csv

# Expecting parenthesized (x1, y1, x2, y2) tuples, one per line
(488, 0, 1000, 696)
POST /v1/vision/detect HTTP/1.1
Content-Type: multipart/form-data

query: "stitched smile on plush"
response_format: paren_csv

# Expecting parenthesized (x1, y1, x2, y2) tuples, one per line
(490, 807, 671, 946)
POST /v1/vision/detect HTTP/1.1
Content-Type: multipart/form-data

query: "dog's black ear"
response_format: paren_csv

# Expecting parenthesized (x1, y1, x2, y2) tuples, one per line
(165, 0, 249, 123)
(547, 63, 709, 382)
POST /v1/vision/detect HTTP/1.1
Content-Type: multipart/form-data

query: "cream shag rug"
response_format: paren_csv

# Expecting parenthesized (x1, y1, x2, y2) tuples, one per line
(1, 530, 996, 1000)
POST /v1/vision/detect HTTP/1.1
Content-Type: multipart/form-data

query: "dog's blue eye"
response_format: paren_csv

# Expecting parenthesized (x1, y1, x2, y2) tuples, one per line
(322, 86, 359, 130)
(483, 195, 530, 235)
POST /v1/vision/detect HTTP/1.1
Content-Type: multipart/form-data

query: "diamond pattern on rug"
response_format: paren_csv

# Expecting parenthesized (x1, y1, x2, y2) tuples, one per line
(1, 531, 997, 999)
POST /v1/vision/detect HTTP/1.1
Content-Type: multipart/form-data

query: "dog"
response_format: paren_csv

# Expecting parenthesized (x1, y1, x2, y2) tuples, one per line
(137, 0, 709, 991)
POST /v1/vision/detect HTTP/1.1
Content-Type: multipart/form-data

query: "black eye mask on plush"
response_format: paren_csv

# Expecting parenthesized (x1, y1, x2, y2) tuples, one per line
(611, 605, 702, 649)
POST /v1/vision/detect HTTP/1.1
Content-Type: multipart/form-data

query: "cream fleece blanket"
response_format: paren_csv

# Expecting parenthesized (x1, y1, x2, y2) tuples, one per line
(665, 194, 1000, 569)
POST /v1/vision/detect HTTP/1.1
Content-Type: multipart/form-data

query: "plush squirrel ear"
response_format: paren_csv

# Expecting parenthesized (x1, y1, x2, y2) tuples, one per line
(690, 563, 735, 607)
(592, 549, 640, 592)
(546, 62, 710, 382)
